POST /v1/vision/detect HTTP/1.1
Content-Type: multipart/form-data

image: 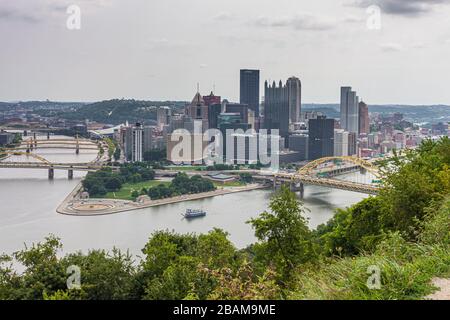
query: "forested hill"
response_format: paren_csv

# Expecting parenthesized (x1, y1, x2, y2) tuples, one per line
(44, 99, 188, 125)
(303, 103, 450, 124)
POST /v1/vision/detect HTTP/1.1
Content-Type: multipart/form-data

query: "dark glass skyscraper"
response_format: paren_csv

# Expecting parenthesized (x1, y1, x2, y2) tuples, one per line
(308, 116, 335, 160)
(264, 80, 289, 142)
(240, 69, 260, 117)
(208, 103, 222, 130)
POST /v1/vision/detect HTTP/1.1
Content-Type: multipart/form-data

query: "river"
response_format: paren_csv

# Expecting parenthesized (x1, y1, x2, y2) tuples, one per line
(0, 138, 369, 256)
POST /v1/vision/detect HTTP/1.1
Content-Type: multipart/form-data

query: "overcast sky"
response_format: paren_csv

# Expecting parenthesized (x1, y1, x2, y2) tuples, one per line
(1, 0, 450, 105)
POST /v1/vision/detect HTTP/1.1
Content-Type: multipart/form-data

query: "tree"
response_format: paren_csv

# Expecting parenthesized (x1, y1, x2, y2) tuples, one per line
(105, 175, 123, 191)
(113, 148, 121, 161)
(89, 184, 107, 196)
(315, 197, 385, 256)
(377, 137, 450, 239)
(239, 173, 253, 183)
(143, 149, 166, 162)
(196, 229, 238, 270)
(0, 236, 67, 300)
(60, 248, 136, 300)
(131, 190, 140, 200)
(248, 186, 315, 284)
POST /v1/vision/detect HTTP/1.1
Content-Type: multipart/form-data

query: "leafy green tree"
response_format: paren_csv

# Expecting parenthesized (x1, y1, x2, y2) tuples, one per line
(143, 149, 166, 162)
(196, 229, 238, 270)
(131, 190, 140, 200)
(248, 186, 315, 283)
(60, 249, 136, 300)
(104, 175, 123, 191)
(239, 173, 253, 183)
(315, 197, 385, 256)
(377, 137, 450, 239)
(113, 147, 121, 161)
(0, 236, 67, 300)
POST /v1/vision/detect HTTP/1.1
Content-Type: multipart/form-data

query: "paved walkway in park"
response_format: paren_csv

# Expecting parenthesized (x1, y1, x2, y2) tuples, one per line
(57, 183, 267, 216)
(426, 278, 450, 300)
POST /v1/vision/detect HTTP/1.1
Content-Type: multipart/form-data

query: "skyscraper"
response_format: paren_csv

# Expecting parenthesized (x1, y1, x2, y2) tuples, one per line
(286, 77, 302, 123)
(133, 126, 144, 162)
(156, 106, 171, 129)
(122, 124, 162, 162)
(225, 102, 249, 124)
(358, 101, 370, 135)
(186, 91, 209, 131)
(263, 77, 302, 142)
(203, 91, 221, 106)
(308, 116, 335, 160)
(340, 87, 359, 134)
(240, 69, 260, 117)
(334, 129, 349, 156)
(218, 113, 251, 164)
(264, 80, 289, 141)
(289, 134, 309, 161)
(348, 132, 357, 156)
(208, 103, 222, 130)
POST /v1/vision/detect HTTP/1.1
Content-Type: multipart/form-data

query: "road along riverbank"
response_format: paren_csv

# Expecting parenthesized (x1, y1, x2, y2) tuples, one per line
(57, 183, 268, 216)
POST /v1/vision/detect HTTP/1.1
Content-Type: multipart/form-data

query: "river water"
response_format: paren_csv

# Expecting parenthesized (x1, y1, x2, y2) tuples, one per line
(0, 138, 368, 256)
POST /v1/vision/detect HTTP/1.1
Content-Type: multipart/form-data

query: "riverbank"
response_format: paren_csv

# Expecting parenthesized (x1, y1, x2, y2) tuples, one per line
(57, 182, 268, 216)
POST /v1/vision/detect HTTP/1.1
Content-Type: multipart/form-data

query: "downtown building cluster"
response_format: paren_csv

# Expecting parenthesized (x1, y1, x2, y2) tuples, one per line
(116, 70, 449, 165)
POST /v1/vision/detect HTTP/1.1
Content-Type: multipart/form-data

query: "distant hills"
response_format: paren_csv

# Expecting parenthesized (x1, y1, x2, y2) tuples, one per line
(303, 103, 450, 124)
(1, 100, 449, 125)
(34, 99, 188, 125)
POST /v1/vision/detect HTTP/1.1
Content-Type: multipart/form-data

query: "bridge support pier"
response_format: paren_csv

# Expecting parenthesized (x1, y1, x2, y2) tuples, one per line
(68, 169, 73, 180)
(299, 182, 304, 199)
(48, 167, 54, 180)
(75, 146, 80, 154)
(47, 132, 50, 140)
(289, 182, 303, 192)
(273, 176, 277, 189)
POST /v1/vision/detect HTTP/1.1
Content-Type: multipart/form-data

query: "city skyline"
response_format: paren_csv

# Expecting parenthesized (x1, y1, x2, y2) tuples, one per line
(1, 0, 450, 104)
(0, 0, 449, 304)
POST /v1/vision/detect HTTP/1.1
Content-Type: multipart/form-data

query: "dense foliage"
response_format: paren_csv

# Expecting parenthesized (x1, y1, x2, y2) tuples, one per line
(315, 137, 450, 256)
(143, 149, 166, 162)
(82, 163, 155, 197)
(48, 99, 186, 125)
(147, 173, 215, 200)
(1, 138, 449, 300)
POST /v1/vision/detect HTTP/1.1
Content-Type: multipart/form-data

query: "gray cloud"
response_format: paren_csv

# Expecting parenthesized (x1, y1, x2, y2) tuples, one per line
(212, 12, 237, 21)
(0, 7, 42, 24)
(253, 13, 335, 31)
(380, 42, 403, 51)
(0, 0, 111, 24)
(352, 0, 450, 16)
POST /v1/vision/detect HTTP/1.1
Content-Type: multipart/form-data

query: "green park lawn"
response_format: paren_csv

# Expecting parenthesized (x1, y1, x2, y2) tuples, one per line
(99, 179, 246, 201)
(103, 180, 170, 201)
(213, 180, 246, 188)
